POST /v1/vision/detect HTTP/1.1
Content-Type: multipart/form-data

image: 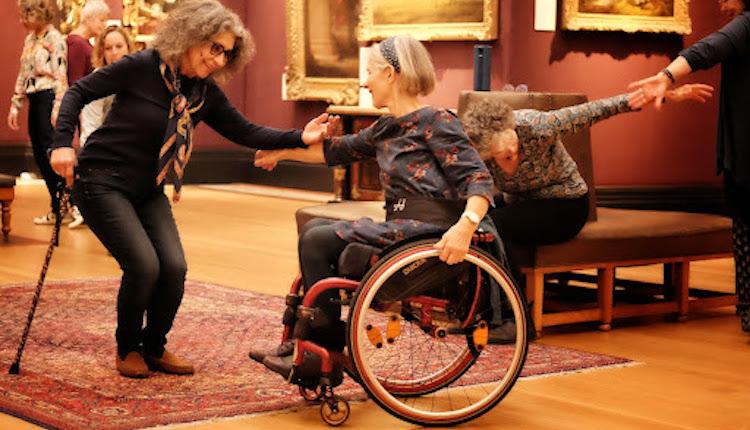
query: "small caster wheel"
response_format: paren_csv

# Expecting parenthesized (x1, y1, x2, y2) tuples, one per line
(299, 385, 323, 402)
(320, 397, 350, 426)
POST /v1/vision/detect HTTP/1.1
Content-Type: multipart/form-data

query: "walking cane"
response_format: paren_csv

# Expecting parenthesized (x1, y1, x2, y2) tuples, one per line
(8, 186, 71, 375)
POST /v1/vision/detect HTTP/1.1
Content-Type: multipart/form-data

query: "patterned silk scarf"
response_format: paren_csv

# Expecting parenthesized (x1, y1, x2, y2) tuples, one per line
(157, 61, 206, 202)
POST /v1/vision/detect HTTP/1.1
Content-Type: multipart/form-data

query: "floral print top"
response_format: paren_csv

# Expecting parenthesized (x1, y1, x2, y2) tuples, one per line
(487, 94, 632, 202)
(324, 106, 494, 247)
(11, 25, 68, 110)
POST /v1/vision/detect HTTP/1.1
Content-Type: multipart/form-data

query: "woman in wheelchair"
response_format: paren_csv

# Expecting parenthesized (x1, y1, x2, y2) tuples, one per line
(250, 35, 496, 384)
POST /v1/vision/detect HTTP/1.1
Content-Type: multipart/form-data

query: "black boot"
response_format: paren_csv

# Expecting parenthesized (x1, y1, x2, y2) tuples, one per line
(248, 340, 295, 363)
(263, 350, 344, 388)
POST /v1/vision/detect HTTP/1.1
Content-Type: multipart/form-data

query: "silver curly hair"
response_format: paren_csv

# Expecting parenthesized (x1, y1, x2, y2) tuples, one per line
(151, 0, 256, 83)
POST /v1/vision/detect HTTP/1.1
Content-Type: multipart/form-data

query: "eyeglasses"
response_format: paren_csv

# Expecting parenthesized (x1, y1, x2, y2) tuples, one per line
(208, 41, 235, 61)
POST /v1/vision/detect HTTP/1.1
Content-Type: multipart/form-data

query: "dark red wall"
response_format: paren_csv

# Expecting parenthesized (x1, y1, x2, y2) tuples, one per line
(0, 1, 730, 186)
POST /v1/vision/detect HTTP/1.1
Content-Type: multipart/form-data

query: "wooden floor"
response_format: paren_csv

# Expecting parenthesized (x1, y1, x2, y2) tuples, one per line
(1, 182, 748, 430)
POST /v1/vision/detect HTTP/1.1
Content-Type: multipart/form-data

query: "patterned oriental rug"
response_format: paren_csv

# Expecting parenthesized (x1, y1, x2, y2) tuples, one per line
(0, 279, 632, 430)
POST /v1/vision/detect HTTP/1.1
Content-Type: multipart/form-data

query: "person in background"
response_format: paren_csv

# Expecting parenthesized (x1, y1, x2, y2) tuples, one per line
(7, 0, 68, 225)
(460, 83, 713, 341)
(79, 25, 135, 147)
(629, 0, 750, 333)
(49, 0, 333, 378)
(65, 0, 111, 229)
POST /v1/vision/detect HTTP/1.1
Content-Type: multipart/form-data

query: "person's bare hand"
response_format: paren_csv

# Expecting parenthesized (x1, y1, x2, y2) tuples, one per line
(434, 221, 474, 265)
(666, 83, 714, 103)
(628, 74, 671, 110)
(254, 149, 282, 171)
(7, 107, 19, 131)
(50, 147, 76, 187)
(302, 113, 331, 145)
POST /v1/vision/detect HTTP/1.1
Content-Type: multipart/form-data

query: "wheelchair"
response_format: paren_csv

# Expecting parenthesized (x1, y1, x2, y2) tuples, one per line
(276, 231, 529, 426)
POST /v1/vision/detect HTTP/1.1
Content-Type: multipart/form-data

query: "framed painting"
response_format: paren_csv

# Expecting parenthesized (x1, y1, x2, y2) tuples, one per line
(283, 0, 360, 105)
(562, 0, 691, 34)
(123, 0, 182, 46)
(357, 0, 498, 41)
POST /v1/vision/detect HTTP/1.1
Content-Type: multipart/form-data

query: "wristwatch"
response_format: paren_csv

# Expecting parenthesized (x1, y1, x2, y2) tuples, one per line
(461, 210, 481, 225)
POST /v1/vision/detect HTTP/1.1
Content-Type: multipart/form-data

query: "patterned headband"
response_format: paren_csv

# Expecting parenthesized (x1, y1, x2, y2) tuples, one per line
(379, 37, 401, 73)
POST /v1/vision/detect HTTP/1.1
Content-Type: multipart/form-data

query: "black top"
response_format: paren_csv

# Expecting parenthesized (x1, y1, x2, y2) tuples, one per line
(680, 12, 750, 185)
(53, 49, 303, 192)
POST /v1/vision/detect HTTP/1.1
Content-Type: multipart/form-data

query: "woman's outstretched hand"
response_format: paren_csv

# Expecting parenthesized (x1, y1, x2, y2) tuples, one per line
(302, 113, 341, 145)
(254, 149, 283, 171)
(666, 83, 714, 103)
(628, 73, 672, 110)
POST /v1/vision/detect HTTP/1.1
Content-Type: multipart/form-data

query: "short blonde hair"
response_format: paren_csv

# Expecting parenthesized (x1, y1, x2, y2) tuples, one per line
(152, 0, 255, 83)
(92, 25, 134, 68)
(461, 98, 516, 156)
(18, 0, 56, 26)
(80, 0, 109, 24)
(369, 35, 435, 97)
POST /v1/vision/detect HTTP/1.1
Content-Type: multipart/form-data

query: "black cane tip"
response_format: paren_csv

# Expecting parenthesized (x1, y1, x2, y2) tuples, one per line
(8, 362, 19, 375)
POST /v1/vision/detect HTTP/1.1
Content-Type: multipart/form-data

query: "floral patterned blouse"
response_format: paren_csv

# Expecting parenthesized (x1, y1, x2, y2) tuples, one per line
(488, 94, 632, 202)
(324, 106, 495, 247)
(11, 24, 68, 110)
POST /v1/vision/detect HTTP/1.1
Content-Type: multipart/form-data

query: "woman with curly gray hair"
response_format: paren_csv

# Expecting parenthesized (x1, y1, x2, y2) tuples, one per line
(460, 84, 712, 341)
(48, 0, 332, 378)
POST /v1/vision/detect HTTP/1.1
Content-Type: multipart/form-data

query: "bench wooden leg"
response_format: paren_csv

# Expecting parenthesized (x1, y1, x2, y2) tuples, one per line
(597, 267, 614, 331)
(527, 269, 544, 338)
(673, 261, 690, 322)
(1, 200, 10, 240)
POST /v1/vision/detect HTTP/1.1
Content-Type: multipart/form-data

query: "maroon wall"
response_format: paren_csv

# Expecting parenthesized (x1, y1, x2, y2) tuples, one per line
(0, 1, 730, 186)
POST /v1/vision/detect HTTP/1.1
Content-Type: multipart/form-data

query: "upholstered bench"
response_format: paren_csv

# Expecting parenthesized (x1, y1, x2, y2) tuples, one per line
(0, 174, 16, 240)
(296, 91, 735, 337)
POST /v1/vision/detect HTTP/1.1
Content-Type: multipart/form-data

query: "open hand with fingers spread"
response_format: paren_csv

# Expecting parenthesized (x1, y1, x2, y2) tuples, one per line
(302, 113, 341, 145)
(665, 83, 714, 104)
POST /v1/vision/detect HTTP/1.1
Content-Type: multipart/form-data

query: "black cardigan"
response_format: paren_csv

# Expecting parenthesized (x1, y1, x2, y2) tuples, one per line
(53, 49, 303, 191)
(680, 12, 750, 185)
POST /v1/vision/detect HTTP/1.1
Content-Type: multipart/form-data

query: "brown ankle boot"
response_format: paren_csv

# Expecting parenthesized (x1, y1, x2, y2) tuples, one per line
(116, 351, 149, 378)
(144, 350, 194, 375)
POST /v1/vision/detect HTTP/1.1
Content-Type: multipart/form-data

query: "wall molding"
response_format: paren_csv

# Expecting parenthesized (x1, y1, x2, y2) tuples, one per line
(0, 144, 724, 212)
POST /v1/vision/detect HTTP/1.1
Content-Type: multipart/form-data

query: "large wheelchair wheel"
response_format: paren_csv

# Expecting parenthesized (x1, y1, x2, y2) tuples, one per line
(347, 239, 528, 426)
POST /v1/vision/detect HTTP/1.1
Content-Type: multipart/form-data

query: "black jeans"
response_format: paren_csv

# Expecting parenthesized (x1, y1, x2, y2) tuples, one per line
(28, 90, 64, 212)
(73, 175, 187, 358)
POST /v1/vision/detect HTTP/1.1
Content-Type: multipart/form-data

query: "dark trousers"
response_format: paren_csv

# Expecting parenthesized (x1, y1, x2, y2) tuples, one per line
(73, 178, 187, 358)
(489, 194, 589, 288)
(297, 218, 348, 349)
(27, 90, 64, 212)
(724, 173, 750, 317)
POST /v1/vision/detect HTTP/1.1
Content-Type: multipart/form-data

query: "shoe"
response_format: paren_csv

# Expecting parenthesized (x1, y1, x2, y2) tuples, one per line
(144, 350, 194, 375)
(263, 351, 344, 388)
(68, 206, 85, 229)
(248, 340, 294, 363)
(33, 211, 73, 225)
(487, 318, 537, 344)
(116, 351, 149, 378)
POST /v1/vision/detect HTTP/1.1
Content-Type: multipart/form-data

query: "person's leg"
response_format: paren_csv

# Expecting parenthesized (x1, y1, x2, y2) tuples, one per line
(73, 180, 160, 371)
(135, 190, 190, 367)
(27, 91, 63, 218)
(296, 219, 349, 350)
(733, 217, 750, 332)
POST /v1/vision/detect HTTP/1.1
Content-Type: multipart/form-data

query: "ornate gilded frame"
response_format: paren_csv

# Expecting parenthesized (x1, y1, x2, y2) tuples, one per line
(357, 0, 498, 41)
(122, 0, 180, 46)
(561, 0, 691, 34)
(283, 0, 359, 105)
(57, 0, 85, 34)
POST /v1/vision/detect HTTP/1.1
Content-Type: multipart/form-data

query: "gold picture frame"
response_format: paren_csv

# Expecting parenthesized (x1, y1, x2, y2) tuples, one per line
(357, 0, 498, 42)
(57, 0, 85, 34)
(122, 0, 181, 46)
(562, 0, 691, 34)
(283, 0, 360, 105)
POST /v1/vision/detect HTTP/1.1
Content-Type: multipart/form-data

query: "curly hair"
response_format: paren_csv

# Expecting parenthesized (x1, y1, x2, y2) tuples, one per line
(92, 26, 134, 68)
(18, 0, 56, 26)
(460, 97, 516, 156)
(151, 0, 256, 83)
